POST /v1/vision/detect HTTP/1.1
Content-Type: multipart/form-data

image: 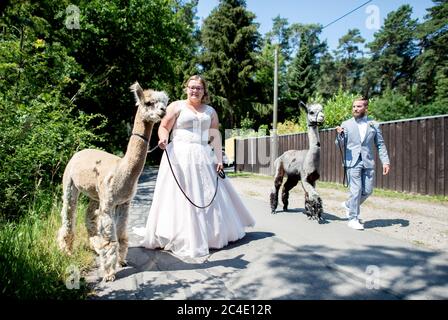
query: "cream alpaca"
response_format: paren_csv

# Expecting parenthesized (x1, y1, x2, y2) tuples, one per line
(57, 82, 168, 281)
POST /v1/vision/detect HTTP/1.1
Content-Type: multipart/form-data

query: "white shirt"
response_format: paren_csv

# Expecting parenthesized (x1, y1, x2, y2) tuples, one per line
(356, 116, 368, 143)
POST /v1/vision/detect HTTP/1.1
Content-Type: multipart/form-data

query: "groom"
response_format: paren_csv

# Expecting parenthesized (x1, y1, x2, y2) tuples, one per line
(335, 97, 390, 230)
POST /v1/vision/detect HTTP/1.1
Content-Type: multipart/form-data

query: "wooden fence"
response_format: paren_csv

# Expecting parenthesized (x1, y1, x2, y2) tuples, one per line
(234, 115, 448, 196)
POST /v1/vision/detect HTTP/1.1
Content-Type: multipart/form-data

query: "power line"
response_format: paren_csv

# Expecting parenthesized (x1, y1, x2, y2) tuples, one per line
(322, 0, 373, 30)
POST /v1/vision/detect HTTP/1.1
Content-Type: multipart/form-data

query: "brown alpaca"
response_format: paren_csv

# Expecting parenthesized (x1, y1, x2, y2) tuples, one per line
(57, 82, 168, 281)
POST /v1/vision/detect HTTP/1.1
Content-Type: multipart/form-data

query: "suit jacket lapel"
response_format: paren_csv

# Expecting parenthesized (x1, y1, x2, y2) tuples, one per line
(363, 118, 376, 144)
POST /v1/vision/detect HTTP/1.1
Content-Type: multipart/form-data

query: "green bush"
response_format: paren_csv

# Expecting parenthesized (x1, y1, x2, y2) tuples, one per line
(413, 101, 448, 118)
(258, 124, 269, 136)
(369, 89, 414, 121)
(277, 120, 303, 135)
(0, 92, 105, 220)
(320, 89, 356, 129)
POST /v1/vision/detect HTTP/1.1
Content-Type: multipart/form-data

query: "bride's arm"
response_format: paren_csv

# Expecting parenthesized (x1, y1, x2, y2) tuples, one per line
(158, 101, 179, 149)
(209, 109, 223, 171)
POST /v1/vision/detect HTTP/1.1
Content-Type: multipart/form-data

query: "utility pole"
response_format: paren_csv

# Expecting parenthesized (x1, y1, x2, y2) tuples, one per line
(272, 45, 279, 175)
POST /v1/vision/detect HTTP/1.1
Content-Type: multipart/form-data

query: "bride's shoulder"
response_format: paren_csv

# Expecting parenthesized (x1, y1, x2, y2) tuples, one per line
(167, 100, 186, 113)
(205, 104, 216, 114)
(205, 105, 219, 122)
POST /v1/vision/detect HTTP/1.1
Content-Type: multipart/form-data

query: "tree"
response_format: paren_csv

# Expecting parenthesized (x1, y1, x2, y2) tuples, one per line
(60, 0, 199, 150)
(287, 32, 314, 111)
(335, 28, 365, 93)
(0, 0, 105, 218)
(0, 0, 200, 217)
(365, 5, 419, 98)
(316, 51, 339, 99)
(368, 89, 414, 121)
(200, 0, 260, 128)
(265, 15, 293, 60)
(252, 17, 293, 127)
(415, 0, 448, 105)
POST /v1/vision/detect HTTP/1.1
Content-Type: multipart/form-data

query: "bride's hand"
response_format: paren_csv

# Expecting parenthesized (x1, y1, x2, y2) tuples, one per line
(216, 163, 224, 172)
(158, 139, 168, 150)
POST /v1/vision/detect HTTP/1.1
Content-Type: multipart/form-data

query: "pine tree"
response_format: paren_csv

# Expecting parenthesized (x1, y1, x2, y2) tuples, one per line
(253, 17, 290, 114)
(200, 0, 260, 128)
(265, 15, 293, 60)
(365, 5, 419, 98)
(287, 32, 316, 118)
(415, 0, 448, 105)
(335, 28, 365, 93)
(316, 51, 339, 99)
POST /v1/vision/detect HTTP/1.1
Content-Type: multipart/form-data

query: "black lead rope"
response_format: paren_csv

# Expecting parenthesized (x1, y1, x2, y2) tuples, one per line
(164, 148, 224, 209)
(337, 132, 349, 188)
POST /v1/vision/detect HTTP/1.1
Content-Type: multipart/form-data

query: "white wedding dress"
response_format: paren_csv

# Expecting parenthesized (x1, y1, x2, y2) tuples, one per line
(137, 103, 255, 258)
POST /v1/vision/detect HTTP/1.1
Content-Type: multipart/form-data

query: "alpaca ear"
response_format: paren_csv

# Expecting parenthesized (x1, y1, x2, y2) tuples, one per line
(299, 101, 308, 112)
(130, 81, 145, 106)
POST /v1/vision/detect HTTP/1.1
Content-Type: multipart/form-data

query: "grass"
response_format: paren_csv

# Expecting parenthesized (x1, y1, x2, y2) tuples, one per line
(228, 171, 448, 203)
(0, 189, 95, 299)
(227, 172, 271, 180)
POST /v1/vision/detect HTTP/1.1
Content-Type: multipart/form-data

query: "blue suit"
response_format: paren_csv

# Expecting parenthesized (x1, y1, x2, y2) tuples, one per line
(335, 117, 389, 220)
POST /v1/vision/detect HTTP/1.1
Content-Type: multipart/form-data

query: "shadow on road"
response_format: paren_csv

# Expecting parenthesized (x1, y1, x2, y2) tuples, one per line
(90, 242, 448, 300)
(273, 208, 346, 225)
(364, 219, 409, 229)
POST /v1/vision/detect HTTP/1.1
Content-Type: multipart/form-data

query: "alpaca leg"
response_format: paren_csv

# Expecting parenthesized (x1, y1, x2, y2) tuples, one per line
(303, 191, 313, 218)
(281, 175, 299, 211)
(85, 200, 100, 253)
(301, 178, 320, 203)
(270, 161, 284, 214)
(57, 176, 80, 254)
(298, 177, 313, 218)
(116, 202, 130, 267)
(308, 179, 323, 220)
(97, 206, 119, 282)
(270, 175, 283, 214)
(301, 178, 323, 220)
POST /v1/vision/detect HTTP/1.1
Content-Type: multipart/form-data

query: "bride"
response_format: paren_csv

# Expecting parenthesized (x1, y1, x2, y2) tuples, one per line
(137, 75, 255, 258)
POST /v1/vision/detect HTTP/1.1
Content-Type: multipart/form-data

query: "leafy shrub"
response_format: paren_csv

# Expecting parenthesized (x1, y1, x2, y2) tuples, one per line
(0, 93, 105, 220)
(320, 89, 356, 129)
(258, 124, 269, 136)
(369, 89, 413, 121)
(277, 120, 303, 135)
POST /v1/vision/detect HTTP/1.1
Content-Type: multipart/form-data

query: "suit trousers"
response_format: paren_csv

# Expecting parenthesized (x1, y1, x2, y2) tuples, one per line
(346, 157, 375, 220)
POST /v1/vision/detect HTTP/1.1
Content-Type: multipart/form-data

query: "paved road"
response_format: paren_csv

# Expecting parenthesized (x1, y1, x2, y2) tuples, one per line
(87, 167, 448, 300)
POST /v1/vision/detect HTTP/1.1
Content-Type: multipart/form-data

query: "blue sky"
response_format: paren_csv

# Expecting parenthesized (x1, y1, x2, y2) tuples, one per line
(196, 0, 435, 51)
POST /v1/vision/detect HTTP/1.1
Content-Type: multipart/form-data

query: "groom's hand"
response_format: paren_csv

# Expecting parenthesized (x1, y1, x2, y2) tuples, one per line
(383, 164, 390, 175)
(336, 126, 344, 134)
(158, 139, 168, 150)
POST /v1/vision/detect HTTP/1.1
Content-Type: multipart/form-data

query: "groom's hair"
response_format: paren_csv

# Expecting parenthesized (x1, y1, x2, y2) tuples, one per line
(353, 95, 369, 107)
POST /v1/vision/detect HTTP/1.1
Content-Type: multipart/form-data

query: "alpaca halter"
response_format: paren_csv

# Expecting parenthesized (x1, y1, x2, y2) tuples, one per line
(132, 133, 149, 144)
(308, 113, 322, 146)
(308, 112, 324, 127)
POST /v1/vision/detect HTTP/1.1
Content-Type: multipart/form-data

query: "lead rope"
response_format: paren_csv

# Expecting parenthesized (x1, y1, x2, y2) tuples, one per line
(147, 144, 159, 153)
(337, 131, 349, 187)
(164, 148, 222, 209)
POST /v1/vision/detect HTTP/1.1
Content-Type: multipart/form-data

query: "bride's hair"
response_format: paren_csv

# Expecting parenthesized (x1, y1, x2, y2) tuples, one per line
(184, 75, 210, 104)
